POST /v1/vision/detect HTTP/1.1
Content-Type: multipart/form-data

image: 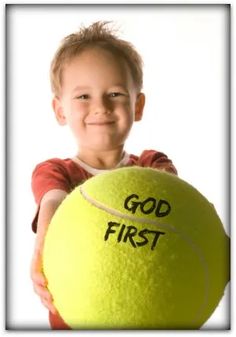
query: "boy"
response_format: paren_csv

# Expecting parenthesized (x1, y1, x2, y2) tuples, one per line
(30, 21, 177, 329)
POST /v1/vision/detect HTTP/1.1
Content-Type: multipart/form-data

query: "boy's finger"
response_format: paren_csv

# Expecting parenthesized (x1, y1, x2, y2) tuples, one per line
(31, 271, 47, 287)
(33, 284, 53, 302)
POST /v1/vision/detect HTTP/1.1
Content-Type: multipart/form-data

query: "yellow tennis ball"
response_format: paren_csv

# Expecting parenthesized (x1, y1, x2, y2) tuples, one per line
(43, 167, 229, 329)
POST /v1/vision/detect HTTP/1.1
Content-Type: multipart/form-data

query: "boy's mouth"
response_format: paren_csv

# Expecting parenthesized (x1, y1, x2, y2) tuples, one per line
(86, 120, 116, 126)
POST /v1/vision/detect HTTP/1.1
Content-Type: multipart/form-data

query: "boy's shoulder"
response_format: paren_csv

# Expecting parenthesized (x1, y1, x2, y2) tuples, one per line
(130, 149, 168, 161)
(33, 157, 73, 170)
(32, 157, 92, 183)
(130, 149, 177, 175)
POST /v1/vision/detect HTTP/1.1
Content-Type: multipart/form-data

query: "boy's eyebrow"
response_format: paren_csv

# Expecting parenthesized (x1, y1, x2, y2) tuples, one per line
(72, 84, 129, 92)
(72, 86, 90, 92)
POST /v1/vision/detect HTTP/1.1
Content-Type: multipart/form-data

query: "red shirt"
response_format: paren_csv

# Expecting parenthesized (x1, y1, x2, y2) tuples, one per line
(31, 150, 177, 233)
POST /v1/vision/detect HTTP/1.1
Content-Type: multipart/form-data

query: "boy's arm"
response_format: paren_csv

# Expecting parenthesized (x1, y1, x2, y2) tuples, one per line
(31, 189, 67, 314)
(33, 189, 68, 252)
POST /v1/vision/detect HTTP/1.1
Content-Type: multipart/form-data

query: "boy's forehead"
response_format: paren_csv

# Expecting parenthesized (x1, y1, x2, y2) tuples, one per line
(66, 46, 126, 67)
(59, 46, 138, 94)
(62, 48, 132, 81)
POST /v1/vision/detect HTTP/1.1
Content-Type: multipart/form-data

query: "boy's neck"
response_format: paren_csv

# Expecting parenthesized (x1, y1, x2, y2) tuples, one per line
(76, 147, 126, 170)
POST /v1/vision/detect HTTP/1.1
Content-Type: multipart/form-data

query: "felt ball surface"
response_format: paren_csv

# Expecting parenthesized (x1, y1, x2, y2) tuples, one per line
(43, 167, 229, 329)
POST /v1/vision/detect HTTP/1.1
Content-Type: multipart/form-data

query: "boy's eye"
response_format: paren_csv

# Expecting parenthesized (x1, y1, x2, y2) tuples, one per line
(75, 94, 89, 100)
(109, 92, 124, 98)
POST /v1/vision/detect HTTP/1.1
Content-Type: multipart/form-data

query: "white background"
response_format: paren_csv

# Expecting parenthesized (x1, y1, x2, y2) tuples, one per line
(5, 2, 231, 334)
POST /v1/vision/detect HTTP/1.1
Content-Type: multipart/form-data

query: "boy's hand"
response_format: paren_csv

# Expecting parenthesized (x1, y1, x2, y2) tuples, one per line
(30, 189, 68, 314)
(30, 250, 58, 314)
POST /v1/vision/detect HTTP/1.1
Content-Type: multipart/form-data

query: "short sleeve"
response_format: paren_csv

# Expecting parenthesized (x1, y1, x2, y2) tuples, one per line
(31, 159, 72, 205)
(31, 159, 74, 232)
(135, 150, 178, 175)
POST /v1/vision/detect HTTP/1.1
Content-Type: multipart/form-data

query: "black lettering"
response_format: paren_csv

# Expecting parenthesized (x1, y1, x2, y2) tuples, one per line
(117, 224, 126, 242)
(104, 221, 166, 251)
(140, 198, 156, 214)
(124, 194, 140, 214)
(104, 221, 120, 241)
(136, 229, 165, 250)
(136, 229, 149, 247)
(124, 194, 171, 218)
(123, 225, 137, 248)
(155, 199, 171, 217)
(149, 230, 165, 250)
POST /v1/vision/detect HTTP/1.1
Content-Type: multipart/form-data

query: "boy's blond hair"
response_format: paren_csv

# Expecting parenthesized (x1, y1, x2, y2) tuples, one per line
(50, 21, 143, 96)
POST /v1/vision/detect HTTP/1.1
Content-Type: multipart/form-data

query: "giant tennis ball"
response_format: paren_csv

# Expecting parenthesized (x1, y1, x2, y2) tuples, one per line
(43, 167, 229, 329)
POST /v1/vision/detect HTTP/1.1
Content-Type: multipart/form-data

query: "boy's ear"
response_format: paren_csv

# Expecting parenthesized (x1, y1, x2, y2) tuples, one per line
(52, 96, 67, 126)
(134, 93, 145, 121)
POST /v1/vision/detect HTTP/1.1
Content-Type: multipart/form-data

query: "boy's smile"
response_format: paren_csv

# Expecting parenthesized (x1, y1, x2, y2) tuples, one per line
(86, 120, 116, 126)
(52, 47, 145, 162)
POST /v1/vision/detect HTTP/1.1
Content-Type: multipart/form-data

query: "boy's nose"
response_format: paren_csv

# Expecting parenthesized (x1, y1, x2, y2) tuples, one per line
(93, 97, 111, 115)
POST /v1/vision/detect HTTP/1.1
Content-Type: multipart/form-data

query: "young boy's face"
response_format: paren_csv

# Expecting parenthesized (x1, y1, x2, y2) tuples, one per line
(53, 47, 145, 152)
